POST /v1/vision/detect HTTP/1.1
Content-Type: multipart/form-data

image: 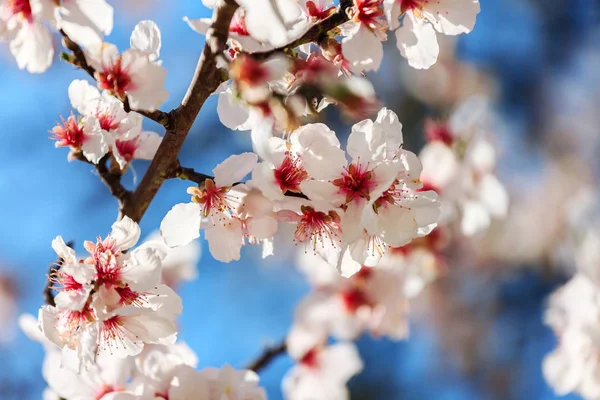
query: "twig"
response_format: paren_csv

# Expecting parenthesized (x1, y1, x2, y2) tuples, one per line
(59, 31, 171, 127)
(246, 341, 288, 372)
(44, 241, 74, 306)
(251, 0, 354, 60)
(96, 155, 130, 207)
(168, 163, 310, 200)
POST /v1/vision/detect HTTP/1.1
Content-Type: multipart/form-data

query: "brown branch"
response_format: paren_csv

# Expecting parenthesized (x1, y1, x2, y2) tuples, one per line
(120, 0, 240, 222)
(246, 340, 287, 372)
(59, 31, 171, 127)
(96, 154, 130, 206)
(251, 0, 354, 60)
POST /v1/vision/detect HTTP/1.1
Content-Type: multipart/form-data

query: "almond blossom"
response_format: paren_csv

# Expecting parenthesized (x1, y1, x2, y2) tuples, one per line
(296, 108, 440, 267)
(39, 217, 182, 368)
(66, 79, 162, 168)
(0, 0, 54, 73)
(341, 0, 388, 73)
(284, 327, 363, 400)
(84, 21, 168, 111)
(160, 153, 262, 262)
(50, 112, 108, 163)
(419, 96, 508, 236)
(385, 0, 480, 69)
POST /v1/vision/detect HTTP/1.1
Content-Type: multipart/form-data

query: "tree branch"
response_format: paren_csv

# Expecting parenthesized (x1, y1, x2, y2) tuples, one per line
(120, 0, 240, 222)
(96, 154, 130, 206)
(246, 341, 287, 373)
(60, 31, 171, 127)
(251, 0, 353, 60)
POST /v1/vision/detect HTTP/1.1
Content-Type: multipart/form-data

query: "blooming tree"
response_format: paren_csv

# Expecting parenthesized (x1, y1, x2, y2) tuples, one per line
(0, 0, 506, 398)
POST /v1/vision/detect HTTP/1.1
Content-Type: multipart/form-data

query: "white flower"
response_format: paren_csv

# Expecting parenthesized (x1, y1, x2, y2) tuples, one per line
(160, 153, 258, 262)
(50, 112, 109, 164)
(419, 97, 508, 236)
(38, 217, 181, 367)
(85, 23, 168, 111)
(385, 0, 480, 69)
(283, 337, 363, 400)
(341, 0, 388, 73)
(543, 274, 600, 399)
(0, 0, 55, 73)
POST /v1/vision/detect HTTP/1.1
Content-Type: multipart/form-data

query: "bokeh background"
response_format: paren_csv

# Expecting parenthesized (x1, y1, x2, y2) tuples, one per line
(1, 0, 599, 399)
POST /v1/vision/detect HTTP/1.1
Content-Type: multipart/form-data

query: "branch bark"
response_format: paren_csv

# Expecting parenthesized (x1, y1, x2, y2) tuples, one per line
(246, 341, 287, 373)
(120, 0, 239, 222)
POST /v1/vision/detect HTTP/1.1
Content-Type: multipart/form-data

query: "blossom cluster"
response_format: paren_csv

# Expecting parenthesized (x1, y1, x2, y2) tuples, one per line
(23, 314, 265, 400)
(6, 0, 504, 399)
(543, 189, 600, 400)
(161, 107, 441, 272)
(40, 217, 182, 370)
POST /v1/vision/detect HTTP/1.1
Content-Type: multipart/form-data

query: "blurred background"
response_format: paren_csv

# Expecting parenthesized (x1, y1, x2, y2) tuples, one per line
(1, 0, 599, 399)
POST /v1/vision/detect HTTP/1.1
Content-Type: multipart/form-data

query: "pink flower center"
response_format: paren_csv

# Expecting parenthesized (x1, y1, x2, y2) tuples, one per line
(115, 137, 140, 163)
(98, 113, 120, 132)
(96, 57, 134, 98)
(99, 316, 133, 355)
(50, 270, 84, 292)
(7, 0, 33, 21)
(332, 162, 376, 203)
(425, 120, 454, 146)
(189, 179, 231, 218)
(51, 115, 86, 149)
(95, 385, 119, 400)
(352, 0, 386, 32)
(229, 11, 249, 36)
(85, 238, 122, 287)
(306, 1, 336, 20)
(230, 55, 270, 89)
(294, 206, 342, 248)
(274, 152, 308, 194)
(115, 286, 145, 307)
(341, 287, 371, 313)
(300, 347, 320, 369)
(400, 0, 429, 14)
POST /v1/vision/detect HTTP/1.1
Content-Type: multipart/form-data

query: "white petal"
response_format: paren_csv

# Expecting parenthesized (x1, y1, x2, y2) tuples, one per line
(160, 203, 202, 247)
(395, 13, 439, 70)
(423, 0, 480, 35)
(134, 131, 162, 161)
(61, 263, 96, 284)
(183, 16, 210, 35)
(247, 216, 278, 239)
(110, 216, 141, 250)
(478, 174, 509, 218)
(68, 79, 100, 115)
(217, 90, 252, 131)
(59, 0, 114, 48)
(342, 25, 384, 73)
(130, 20, 161, 61)
(204, 219, 244, 263)
(121, 247, 164, 292)
(10, 22, 54, 73)
(212, 152, 258, 187)
(51, 236, 76, 263)
(461, 200, 490, 236)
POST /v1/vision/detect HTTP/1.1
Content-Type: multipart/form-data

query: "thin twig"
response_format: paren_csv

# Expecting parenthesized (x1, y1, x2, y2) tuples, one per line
(250, 0, 354, 60)
(44, 241, 74, 306)
(96, 154, 131, 206)
(246, 341, 288, 372)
